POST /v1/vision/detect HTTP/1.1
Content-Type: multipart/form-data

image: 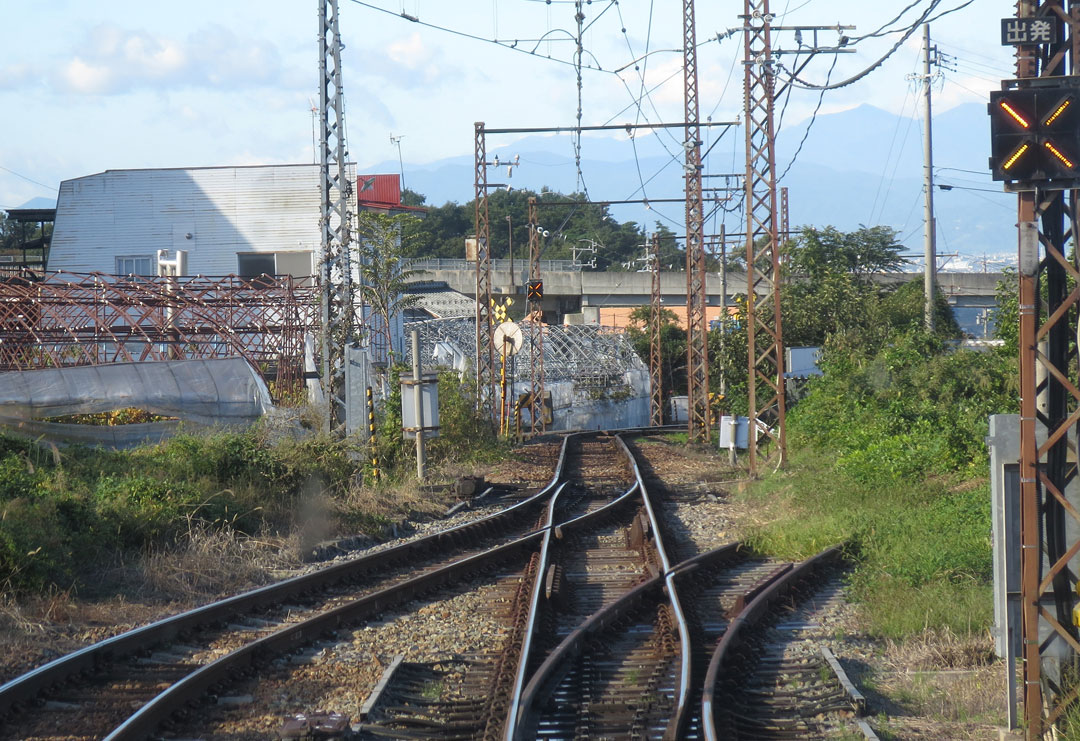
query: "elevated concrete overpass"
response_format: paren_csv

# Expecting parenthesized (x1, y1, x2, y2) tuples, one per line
(413, 258, 1004, 330)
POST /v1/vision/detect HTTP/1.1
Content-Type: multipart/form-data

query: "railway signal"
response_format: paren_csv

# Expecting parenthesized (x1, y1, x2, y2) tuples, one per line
(526, 280, 543, 301)
(990, 78, 1080, 187)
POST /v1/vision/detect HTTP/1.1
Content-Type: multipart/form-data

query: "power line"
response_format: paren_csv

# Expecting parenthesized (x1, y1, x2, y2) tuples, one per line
(0, 165, 55, 192)
(777, 1, 975, 92)
(777, 52, 838, 183)
(346, 0, 617, 73)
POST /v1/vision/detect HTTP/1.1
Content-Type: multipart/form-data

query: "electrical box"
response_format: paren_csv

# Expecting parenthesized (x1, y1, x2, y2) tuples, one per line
(718, 415, 749, 450)
(401, 372, 440, 439)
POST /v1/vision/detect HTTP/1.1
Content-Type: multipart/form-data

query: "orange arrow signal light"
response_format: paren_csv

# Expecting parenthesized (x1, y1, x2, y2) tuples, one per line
(1044, 97, 1074, 127)
(1045, 141, 1076, 169)
(1000, 99, 1032, 129)
(1003, 143, 1032, 171)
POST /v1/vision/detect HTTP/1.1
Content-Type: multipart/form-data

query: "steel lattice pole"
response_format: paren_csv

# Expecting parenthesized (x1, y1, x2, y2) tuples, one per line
(1015, 3, 1080, 735)
(683, 0, 710, 442)
(743, 0, 787, 475)
(474, 122, 495, 415)
(527, 197, 546, 435)
(650, 233, 664, 427)
(318, 0, 356, 432)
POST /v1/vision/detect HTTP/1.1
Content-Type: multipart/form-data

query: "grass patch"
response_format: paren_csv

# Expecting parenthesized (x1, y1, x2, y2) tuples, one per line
(0, 426, 359, 592)
(739, 331, 1012, 639)
(1, 373, 507, 596)
(742, 447, 994, 638)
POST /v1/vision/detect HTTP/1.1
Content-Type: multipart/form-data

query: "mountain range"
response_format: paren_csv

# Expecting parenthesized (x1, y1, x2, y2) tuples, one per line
(363, 102, 1015, 262)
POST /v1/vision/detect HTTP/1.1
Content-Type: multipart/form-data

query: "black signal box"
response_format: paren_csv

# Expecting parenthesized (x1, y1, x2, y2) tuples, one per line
(527, 280, 543, 301)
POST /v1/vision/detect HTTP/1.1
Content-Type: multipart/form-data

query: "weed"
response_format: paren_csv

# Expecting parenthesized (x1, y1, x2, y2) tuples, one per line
(421, 680, 444, 700)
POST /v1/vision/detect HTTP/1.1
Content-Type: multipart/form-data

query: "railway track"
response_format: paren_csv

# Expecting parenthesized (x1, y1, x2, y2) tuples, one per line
(1, 431, 864, 740)
(0, 436, 579, 740)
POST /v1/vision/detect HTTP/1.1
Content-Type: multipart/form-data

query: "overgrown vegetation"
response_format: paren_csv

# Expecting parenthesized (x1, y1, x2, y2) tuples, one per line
(737, 226, 1016, 637)
(0, 428, 356, 592)
(0, 366, 505, 595)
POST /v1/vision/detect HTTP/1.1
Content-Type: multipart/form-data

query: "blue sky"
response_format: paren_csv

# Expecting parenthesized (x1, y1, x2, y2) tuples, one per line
(1, 1, 1013, 211)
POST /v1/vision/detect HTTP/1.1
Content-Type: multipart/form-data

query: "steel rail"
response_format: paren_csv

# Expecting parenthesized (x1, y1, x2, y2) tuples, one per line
(0, 434, 574, 717)
(505, 433, 683, 740)
(614, 434, 695, 740)
(512, 542, 745, 739)
(108, 440, 647, 741)
(105, 528, 550, 740)
(701, 545, 842, 741)
(502, 455, 642, 737)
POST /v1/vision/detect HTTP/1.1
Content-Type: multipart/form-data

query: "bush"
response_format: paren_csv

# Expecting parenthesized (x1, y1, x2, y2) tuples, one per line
(742, 327, 1013, 638)
(0, 428, 358, 592)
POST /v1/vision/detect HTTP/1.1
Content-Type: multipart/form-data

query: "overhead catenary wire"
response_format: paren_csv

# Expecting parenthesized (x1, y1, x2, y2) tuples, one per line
(345, 0, 617, 73)
(777, 1, 975, 92)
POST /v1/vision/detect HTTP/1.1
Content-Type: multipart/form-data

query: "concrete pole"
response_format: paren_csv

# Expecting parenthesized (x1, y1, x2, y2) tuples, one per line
(411, 328, 426, 480)
(921, 23, 937, 332)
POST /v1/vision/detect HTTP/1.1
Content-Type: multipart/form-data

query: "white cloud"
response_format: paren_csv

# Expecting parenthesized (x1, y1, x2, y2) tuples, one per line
(359, 32, 456, 89)
(0, 63, 39, 90)
(51, 23, 295, 95)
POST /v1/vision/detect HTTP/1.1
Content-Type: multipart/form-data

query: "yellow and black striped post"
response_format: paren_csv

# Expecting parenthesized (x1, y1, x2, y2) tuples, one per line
(366, 386, 379, 482)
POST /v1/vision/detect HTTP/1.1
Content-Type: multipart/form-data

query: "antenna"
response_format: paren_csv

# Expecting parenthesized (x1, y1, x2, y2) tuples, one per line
(390, 133, 406, 192)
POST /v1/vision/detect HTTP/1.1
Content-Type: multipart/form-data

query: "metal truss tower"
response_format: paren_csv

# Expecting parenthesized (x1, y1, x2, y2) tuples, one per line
(742, 0, 786, 474)
(1013, 3, 1080, 734)
(527, 197, 547, 435)
(649, 233, 664, 427)
(318, 0, 356, 431)
(474, 123, 496, 412)
(683, 0, 710, 442)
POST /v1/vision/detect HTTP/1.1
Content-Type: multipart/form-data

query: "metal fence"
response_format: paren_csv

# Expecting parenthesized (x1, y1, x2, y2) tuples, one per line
(410, 258, 580, 272)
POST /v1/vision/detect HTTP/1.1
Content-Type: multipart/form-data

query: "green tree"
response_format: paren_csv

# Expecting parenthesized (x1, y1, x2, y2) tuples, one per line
(785, 225, 910, 280)
(355, 211, 422, 359)
(625, 305, 687, 398)
(778, 225, 956, 349)
(992, 268, 1019, 356)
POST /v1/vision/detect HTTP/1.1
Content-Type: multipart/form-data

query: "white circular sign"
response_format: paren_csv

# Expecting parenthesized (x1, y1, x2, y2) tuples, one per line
(494, 321, 524, 356)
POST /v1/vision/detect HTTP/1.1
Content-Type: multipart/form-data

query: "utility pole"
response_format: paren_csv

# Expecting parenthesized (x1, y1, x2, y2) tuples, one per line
(649, 233, 663, 427)
(526, 197, 546, 436)
(990, 2, 1080, 735)
(318, 0, 356, 433)
(911, 24, 938, 331)
(718, 224, 728, 398)
(742, 1, 853, 475)
(473, 123, 496, 415)
(683, 0, 710, 443)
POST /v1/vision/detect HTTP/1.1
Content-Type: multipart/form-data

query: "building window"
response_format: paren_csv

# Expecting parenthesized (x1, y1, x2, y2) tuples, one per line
(237, 253, 276, 277)
(115, 255, 155, 276)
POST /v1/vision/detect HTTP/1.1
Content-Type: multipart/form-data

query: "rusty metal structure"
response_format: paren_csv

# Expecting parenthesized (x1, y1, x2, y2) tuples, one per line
(0, 272, 317, 401)
(526, 197, 546, 435)
(780, 186, 790, 248)
(474, 122, 496, 413)
(1013, 2, 1080, 735)
(683, 0, 710, 442)
(649, 233, 664, 427)
(318, 0, 356, 429)
(742, 0, 786, 474)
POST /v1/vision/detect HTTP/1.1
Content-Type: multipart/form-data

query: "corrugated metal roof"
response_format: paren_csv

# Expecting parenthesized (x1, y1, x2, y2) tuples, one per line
(356, 173, 401, 206)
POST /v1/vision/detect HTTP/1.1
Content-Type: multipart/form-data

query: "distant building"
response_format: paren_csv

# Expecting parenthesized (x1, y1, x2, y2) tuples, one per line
(46, 165, 417, 278)
(45, 165, 421, 367)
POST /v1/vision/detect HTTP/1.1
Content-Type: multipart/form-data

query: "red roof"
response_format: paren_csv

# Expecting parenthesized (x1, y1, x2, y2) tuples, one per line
(356, 173, 426, 214)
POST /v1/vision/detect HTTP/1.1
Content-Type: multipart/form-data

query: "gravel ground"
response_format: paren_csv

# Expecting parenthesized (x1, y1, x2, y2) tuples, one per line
(188, 578, 517, 739)
(1, 435, 1008, 739)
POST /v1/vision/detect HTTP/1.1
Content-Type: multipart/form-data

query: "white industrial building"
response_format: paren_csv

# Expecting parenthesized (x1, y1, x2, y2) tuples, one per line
(47, 163, 345, 278)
